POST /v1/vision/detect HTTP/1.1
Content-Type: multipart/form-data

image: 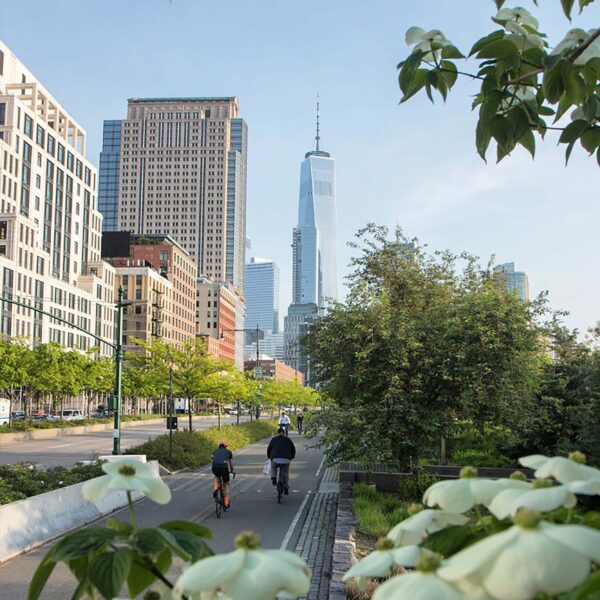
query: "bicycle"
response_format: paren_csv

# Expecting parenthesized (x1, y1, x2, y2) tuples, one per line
(214, 471, 235, 518)
(274, 463, 287, 504)
(297, 419, 303, 436)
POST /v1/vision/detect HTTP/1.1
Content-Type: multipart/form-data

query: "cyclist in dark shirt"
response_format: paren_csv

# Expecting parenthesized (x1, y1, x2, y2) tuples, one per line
(267, 428, 296, 494)
(296, 411, 304, 435)
(212, 440, 234, 509)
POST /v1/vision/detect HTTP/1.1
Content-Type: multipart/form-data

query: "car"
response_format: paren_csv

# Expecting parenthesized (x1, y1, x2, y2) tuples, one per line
(55, 409, 84, 421)
(11, 411, 26, 421)
(31, 414, 52, 421)
(228, 409, 238, 416)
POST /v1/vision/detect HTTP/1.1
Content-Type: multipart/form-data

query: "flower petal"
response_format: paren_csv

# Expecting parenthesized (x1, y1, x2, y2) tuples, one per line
(174, 549, 245, 594)
(405, 26, 426, 46)
(373, 571, 467, 600)
(488, 488, 529, 520)
(541, 523, 600, 563)
(141, 477, 172, 504)
(343, 551, 395, 581)
(81, 475, 113, 503)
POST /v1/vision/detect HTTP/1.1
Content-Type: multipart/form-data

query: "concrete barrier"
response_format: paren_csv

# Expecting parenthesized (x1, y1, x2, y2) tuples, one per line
(0, 459, 159, 563)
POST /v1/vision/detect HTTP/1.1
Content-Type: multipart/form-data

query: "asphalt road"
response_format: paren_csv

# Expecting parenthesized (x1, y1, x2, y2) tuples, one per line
(0, 415, 258, 468)
(0, 433, 325, 599)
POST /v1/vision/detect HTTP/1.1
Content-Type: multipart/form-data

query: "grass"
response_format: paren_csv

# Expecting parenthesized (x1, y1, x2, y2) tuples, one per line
(125, 419, 279, 471)
(352, 483, 410, 540)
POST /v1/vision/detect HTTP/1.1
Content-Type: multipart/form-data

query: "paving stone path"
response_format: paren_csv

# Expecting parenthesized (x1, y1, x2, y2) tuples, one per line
(295, 466, 339, 600)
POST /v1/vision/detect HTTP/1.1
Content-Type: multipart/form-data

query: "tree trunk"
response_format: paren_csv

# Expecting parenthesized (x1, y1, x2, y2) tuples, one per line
(217, 401, 221, 431)
(188, 397, 193, 431)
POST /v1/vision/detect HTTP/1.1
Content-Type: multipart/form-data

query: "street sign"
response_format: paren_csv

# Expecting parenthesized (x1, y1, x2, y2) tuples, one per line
(253, 367, 263, 379)
(166, 416, 178, 430)
(107, 395, 118, 410)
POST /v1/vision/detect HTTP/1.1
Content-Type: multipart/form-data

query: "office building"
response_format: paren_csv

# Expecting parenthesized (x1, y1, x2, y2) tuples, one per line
(102, 231, 196, 349)
(494, 262, 530, 301)
(244, 330, 284, 362)
(100, 96, 248, 292)
(244, 256, 279, 335)
(284, 302, 319, 385)
(292, 101, 338, 307)
(0, 41, 115, 353)
(244, 356, 303, 384)
(98, 120, 121, 231)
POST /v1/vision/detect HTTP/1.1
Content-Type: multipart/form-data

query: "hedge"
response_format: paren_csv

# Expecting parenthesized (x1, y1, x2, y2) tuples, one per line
(125, 419, 280, 471)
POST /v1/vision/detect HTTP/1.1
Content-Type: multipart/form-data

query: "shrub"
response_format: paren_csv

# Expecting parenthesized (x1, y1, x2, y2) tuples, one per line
(353, 483, 410, 539)
(450, 449, 516, 468)
(397, 467, 438, 501)
(125, 419, 279, 471)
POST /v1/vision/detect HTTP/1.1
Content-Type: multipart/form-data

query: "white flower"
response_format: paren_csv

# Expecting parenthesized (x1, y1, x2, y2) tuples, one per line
(567, 478, 600, 495)
(552, 29, 600, 65)
(423, 468, 498, 513)
(81, 459, 171, 505)
(405, 26, 452, 61)
(505, 21, 545, 50)
(519, 453, 600, 484)
(438, 510, 600, 600)
(500, 85, 538, 110)
(172, 532, 310, 600)
(488, 485, 576, 520)
(386, 509, 469, 547)
(495, 7, 539, 30)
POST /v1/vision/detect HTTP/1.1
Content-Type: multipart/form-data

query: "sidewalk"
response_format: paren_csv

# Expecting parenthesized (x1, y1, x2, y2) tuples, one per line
(294, 466, 339, 600)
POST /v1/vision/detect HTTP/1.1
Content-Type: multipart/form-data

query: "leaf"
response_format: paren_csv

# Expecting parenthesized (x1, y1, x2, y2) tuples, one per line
(559, 119, 589, 144)
(597, 145, 600, 167)
(156, 528, 192, 561)
(160, 520, 213, 539)
(537, 106, 555, 116)
(477, 39, 519, 60)
(441, 45, 465, 60)
(579, 0, 595, 10)
(400, 69, 428, 103)
(554, 92, 573, 123)
(106, 518, 134, 534)
(560, 0, 576, 18)
(28, 557, 57, 600)
(132, 529, 167, 556)
(126, 549, 171, 598)
(89, 550, 133, 600)
(476, 119, 492, 161)
(573, 569, 600, 599)
(563, 69, 586, 104)
(469, 30, 505, 57)
(582, 511, 600, 530)
(580, 127, 600, 153)
(52, 529, 118, 562)
(519, 129, 536, 158)
(423, 524, 472, 556)
(543, 60, 568, 104)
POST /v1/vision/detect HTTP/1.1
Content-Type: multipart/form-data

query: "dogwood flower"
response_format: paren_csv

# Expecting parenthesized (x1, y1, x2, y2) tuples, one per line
(81, 458, 171, 505)
(519, 453, 600, 484)
(552, 28, 600, 65)
(405, 27, 452, 61)
(438, 509, 600, 600)
(386, 509, 469, 547)
(505, 21, 545, 50)
(494, 7, 539, 30)
(488, 483, 576, 520)
(423, 467, 498, 513)
(172, 532, 310, 600)
(371, 553, 485, 600)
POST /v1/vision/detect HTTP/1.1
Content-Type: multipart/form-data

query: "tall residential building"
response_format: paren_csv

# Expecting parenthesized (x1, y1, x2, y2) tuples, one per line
(244, 331, 284, 362)
(244, 257, 279, 335)
(494, 262, 530, 301)
(100, 96, 248, 292)
(292, 101, 338, 307)
(102, 231, 197, 349)
(98, 120, 121, 231)
(0, 41, 115, 353)
(284, 302, 319, 385)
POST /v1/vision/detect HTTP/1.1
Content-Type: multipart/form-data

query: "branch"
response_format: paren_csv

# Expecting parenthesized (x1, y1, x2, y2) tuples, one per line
(423, 61, 486, 81)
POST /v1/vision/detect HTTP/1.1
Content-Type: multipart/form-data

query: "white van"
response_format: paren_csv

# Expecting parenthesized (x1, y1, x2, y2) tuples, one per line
(0, 398, 10, 425)
(57, 409, 84, 421)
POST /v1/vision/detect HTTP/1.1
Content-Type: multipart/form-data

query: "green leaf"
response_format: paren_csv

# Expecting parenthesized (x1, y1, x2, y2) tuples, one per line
(28, 557, 57, 600)
(423, 525, 472, 556)
(477, 39, 519, 60)
(127, 548, 172, 598)
(563, 69, 586, 104)
(560, 0, 576, 18)
(469, 30, 505, 57)
(579, 0, 595, 11)
(475, 119, 492, 161)
(554, 92, 573, 123)
(580, 127, 600, 153)
(156, 528, 192, 561)
(132, 529, 167, 556)
(479, 92, 503, 125)
(582, 511, 600, 530)
(159, 520, 213, 539)
(537, 106, 555, 116)
(89, 550, 133, 600)
(586, 57, 600, 78)
(441, 45, 465, 60)
(440, 61, 458, 88)
(519, 129, 536, 158)
(573, 569, 600, 599)
(559, 119, 589, 144)
(597, 145, 600, 167)
(543, 60, 568, 104)
(169, 530, 213, 562)
(400, 69, 428, 103)
(582, 96, 600, 122)
(106, 518, 134, 534)
(494, 0, 506, 8)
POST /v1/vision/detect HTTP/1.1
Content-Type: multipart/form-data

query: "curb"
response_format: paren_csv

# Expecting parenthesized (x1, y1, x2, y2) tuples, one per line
(328, 481, 356, 600)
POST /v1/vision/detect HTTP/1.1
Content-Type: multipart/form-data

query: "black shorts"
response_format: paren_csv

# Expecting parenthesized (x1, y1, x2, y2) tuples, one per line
(212, 465, 230, 483)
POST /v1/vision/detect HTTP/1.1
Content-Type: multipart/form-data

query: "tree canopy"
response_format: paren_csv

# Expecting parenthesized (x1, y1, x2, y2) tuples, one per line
(397, 0, 599, 164)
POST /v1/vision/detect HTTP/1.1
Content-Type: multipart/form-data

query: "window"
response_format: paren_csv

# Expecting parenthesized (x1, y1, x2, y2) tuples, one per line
(67, 152, 74, 171)
(0, 103, 5, 126)
(36, 125, 44, 146)
(135, 305, 142, 315)
(57, 143, 65, 164)
(159, 250, 168, 261)
(47, 135, 55, 156)
(23, 114, 33, 138)
(0, 221, 6, 240)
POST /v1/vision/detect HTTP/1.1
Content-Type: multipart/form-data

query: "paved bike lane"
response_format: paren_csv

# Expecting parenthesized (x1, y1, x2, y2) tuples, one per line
(0, 434, 336, 599)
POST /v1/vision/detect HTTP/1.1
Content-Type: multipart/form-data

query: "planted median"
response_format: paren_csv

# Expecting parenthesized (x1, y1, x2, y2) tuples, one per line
(125, 419, 280, 471)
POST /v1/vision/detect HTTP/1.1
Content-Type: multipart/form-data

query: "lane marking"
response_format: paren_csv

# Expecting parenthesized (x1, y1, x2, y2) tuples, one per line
(280, 490, 312, 550)
(315, 456, 326, 478)
(46, 443, 72, 449)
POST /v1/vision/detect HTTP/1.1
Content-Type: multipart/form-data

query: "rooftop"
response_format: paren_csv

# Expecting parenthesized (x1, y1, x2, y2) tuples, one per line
(128, 97, 237, 104)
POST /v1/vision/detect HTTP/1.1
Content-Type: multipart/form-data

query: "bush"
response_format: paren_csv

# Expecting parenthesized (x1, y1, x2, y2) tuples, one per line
(1, 413, 166, 433)
(352, 483, 409, 539)
(125, 419, 279, 471)
(0, 462, 105, 505)
(450, 449, 516, 468)
(397, 467, 438, 501)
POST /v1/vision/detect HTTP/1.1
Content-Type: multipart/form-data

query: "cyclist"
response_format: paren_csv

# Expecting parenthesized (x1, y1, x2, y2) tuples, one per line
(267, 427, 296, 495)
(296, 411, 304, 435)
(211, 440, 234, 509)
(278, 411, 291, 435)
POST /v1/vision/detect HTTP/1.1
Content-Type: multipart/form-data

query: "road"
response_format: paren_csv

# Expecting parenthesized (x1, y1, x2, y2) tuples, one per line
(0, 433, 326, 599)
(0, 415, 258, 468)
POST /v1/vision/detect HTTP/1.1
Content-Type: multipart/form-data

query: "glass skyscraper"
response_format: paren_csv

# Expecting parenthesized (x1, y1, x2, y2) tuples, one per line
(244, 257, 280, 334)
(98, 120, 121, 231)
(494, 262, 530, 301)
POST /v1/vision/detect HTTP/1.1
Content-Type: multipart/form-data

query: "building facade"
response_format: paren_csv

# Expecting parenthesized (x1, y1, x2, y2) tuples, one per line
(283, 302, 319, 385)
(100, 97, 248, 292)
(102, 231, 196, 349)
(0, 41, 115, 354)
(98, 120, 121, 231)
(244, 330, 284, 362)
(244, 256, 279, 335)
(244, 356, 303, 384)
(494, 262, 530, 301)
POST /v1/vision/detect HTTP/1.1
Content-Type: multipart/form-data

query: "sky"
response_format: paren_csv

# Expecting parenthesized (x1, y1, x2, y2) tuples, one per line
(0, 0, 598, 334)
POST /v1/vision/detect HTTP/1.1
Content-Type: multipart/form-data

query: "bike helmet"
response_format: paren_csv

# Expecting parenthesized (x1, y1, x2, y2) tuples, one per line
(218, 440, 228, 447)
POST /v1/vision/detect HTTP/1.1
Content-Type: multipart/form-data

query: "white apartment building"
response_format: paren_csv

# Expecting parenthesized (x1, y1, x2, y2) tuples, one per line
(0, 41, 115, 354)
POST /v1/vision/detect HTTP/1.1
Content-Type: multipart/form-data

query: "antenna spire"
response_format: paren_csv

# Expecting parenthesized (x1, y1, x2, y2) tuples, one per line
(315, 94, 320, 152)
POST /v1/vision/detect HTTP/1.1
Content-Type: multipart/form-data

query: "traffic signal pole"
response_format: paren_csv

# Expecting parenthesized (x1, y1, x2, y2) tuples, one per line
(113, 286, 127, 455)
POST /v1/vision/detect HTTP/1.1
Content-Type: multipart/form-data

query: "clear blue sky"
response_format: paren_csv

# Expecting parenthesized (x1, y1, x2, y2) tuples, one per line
(1, 0, 597, 333)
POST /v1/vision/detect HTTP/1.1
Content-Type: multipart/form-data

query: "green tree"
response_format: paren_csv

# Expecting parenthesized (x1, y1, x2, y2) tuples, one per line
(0, 339, 31, 424)
(81, 354, 114, 418)
(307, 225, 544, 469)
(396, 1, 600, 164)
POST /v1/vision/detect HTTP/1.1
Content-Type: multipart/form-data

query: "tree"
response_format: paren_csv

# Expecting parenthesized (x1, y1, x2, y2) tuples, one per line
(81, 354, 114, 418)
(307, 225, 544, 469)
(0, 339, 31, 424)
(397, 1, 600, 165)
(201, 368, 246, 430)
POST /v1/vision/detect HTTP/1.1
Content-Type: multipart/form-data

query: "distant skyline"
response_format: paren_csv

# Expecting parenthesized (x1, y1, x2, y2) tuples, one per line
(1, 1, 597, 334)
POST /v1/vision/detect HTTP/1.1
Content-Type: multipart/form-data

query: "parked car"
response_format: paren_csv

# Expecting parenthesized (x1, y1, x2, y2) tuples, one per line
(31, 414, 53, 421)
(11, 410, 26, 421)
(0, 398, 10, 425)
(55, 409, 84, 421)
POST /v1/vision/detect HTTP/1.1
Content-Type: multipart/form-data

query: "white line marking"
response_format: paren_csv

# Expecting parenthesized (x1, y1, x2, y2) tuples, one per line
(46, 443, 71, 449)
(280, 490, 312, 550)
(315, 456, 326, 478)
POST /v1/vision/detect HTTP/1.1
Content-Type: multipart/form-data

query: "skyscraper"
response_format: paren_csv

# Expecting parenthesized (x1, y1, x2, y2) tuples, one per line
(494, 262, 530, 301)
(98, 120, 121, 231)
(292, 101, 338, 306)
(100, 97, 248, 292)
(244, 257, 280, 334)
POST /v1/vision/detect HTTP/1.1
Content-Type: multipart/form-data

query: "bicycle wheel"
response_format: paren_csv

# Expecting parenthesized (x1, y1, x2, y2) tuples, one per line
(277, 480, 283, 503)
(215, 478, 223, 518)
